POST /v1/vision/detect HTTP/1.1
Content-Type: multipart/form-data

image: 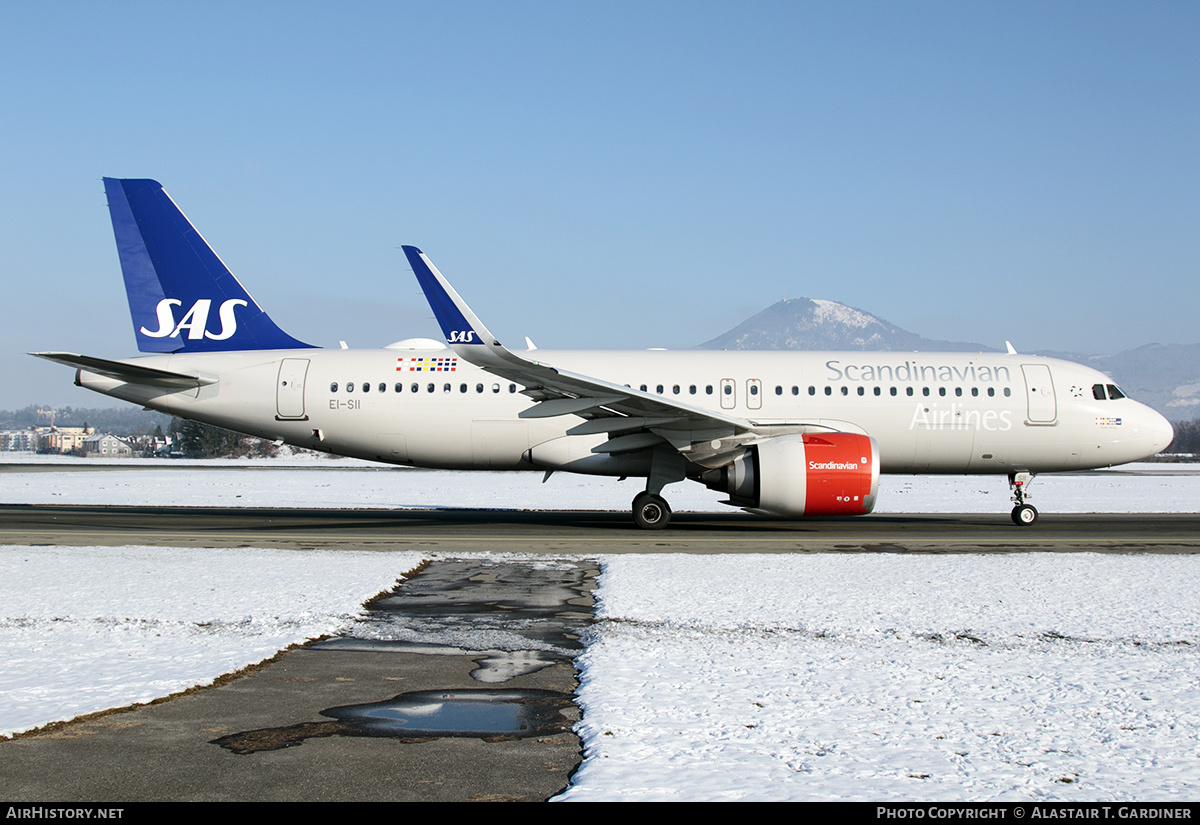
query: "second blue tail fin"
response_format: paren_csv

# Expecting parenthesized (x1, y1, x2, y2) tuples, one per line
(104, 178, 314, 353)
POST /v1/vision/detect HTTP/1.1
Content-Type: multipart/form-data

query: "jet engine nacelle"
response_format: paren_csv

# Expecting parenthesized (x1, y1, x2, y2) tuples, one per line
(701, 433, 879, 517)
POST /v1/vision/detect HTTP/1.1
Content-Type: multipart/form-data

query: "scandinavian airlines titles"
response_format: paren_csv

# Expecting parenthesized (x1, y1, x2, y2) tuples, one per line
(825, 359, 1012, 384)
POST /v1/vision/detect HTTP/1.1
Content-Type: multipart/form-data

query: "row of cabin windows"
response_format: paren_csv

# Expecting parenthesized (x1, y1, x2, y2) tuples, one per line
(634, 383, 1013, 399)
(818, 385, 1012, 398)
(330, 381, 519, 394)
(639, 384, 716, 396)
(331, 380, 1016, 399)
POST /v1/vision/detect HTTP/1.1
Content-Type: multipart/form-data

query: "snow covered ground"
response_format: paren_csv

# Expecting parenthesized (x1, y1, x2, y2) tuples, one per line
(561, 554, 1200, 801)
(0, 545, 423, 739)
(2, 458, 1199, 800)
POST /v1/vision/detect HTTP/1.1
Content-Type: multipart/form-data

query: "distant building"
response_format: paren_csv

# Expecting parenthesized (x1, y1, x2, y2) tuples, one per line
(82, 433, 134, 458)
(1, 430, 40, 451)
(37, 427, 92, 453)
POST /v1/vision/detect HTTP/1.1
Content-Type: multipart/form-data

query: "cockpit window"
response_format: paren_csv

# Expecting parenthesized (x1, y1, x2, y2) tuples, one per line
(1107, 384, 1125, 400)
(1093, 384, 1106, 400)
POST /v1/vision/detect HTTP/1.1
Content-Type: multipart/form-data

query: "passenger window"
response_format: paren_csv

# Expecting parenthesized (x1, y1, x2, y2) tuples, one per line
(874, 387, 881, 396)
(841, 386, 849, 396)
(706, 385, 714, 395)
(656, 384, 664, 394)
(954, 387, 962, 397)
(987, 387, 994, 397)
(922, 387, 930, 397)
(856, 387, 864, 396)
(362, 382, 370, 393)
(825, 386, 832, 396)
(347, 382, 355, 392)
(724, 385, 732, 395)
(443, 383, 451, 393)
(411, 383, 418, 393)
(689, 385, 697, 395)
(775, 386, 783, 396)
(939, 387, 947, 397)
(492, 383, 500, 393)
(890, 387, 897, 396)
(750, 384, 759, 396)
(379, 383, 386, 393)
(476, 384, 484, 393)
(1004, 388, 1011, 397)
(427, 383, 434, 393)
(460, 383, 468, 393)
(330, 382, 338, 392)
(907, 387, 914, 396)
(395, 383, 403, 393)
(509, 384, 517, 393)
(971, 387, 978, 397)
(640, 384, 648, 392)
(672, 385, 680, 394)
(1107, 384, 1125, 400)
(808, 386, 815, 396)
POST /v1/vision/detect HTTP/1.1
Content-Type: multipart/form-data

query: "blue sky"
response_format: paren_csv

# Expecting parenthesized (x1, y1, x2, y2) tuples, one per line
(3, 1, 1197, 408)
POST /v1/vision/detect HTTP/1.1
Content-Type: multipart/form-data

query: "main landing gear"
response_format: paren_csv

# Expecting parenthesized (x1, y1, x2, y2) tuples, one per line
(631, 446, 685, 530)
(632, 492, 672, 530)
(1009, 471, 1038, 526)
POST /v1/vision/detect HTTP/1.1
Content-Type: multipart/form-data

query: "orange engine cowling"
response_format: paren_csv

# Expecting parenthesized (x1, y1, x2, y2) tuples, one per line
(700, 433, 879, 517)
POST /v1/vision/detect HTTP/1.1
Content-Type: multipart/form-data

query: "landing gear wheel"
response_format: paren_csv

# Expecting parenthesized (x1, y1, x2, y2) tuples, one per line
(632, 492, 672, 530)
(1011, 504, 1038, 526)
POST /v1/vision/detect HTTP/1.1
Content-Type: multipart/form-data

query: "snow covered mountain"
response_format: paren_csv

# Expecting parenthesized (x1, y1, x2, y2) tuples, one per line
(699, 297, 995, 353)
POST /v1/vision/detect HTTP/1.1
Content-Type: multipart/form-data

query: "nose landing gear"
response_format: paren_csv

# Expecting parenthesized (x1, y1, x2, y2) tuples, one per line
(1009, 472, 1039, 525)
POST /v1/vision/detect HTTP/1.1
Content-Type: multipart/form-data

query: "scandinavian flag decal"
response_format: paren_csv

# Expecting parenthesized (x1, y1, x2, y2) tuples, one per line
(397, 357, 458, 372)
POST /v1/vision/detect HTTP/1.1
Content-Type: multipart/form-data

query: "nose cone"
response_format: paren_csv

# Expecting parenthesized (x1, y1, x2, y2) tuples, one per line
(1148, 409, 1175, 455)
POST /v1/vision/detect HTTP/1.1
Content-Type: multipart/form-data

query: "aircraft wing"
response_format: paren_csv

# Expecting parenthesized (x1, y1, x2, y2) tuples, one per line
(30, 352, 218, 390)
(403, 247, 759, 464)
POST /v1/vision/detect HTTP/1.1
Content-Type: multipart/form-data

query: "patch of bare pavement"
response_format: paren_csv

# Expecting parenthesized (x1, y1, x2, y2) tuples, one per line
(0, 558, 598, 802)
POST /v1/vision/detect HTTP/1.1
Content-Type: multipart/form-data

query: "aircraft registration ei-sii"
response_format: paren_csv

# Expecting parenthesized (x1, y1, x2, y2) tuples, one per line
(34, 178, 1175, 528)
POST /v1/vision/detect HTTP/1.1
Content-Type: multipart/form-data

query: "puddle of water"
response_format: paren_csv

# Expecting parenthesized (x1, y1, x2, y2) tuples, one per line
(212, 688, 576, 753)
(322, 689, 574, 738)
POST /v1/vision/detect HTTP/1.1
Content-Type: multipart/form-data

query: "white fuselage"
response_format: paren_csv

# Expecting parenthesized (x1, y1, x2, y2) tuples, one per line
(76, 345, 1173, 476)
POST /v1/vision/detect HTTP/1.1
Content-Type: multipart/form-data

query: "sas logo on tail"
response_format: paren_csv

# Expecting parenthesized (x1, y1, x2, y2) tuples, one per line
(449, 330, 477, 343)
(141, 298, 248, 340)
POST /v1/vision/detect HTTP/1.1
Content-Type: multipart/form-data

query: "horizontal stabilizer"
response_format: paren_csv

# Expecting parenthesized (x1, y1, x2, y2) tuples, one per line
(30, 352, 217, 389)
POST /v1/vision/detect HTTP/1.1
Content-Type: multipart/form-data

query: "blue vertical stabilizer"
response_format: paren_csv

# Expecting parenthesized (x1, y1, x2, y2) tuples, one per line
(104, 178, 315, 352)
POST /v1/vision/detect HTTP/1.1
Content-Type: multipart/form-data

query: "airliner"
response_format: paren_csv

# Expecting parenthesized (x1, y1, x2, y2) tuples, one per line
(33, 178, 1175, 528)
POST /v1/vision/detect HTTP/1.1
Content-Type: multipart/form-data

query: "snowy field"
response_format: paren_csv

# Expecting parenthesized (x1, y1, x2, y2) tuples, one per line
(562, 554, 1200, 802)
(2, 458, 1199, 800)
(0, 545, 423, 739)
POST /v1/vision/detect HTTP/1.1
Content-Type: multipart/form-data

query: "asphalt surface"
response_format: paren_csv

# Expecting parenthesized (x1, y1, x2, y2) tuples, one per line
(2, 503, 1200, 553)
(0, 557, 597, 802)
